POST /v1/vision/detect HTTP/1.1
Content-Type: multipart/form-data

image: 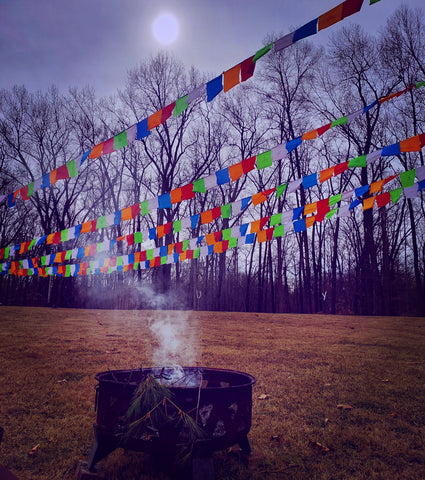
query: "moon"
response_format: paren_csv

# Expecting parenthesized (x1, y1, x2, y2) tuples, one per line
(152, 12, 179, 45)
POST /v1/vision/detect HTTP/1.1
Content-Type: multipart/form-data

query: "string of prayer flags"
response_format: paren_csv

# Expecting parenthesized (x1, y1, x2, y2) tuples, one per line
(3, 79, 424, 208)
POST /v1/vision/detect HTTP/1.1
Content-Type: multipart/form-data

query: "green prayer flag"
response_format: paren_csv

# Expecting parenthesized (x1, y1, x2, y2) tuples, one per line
(133, 262, 139, 270)
(27, 182, 34, 197)
(90, 261, 94, 269)
(96, 216, 107, 229)
(27, 268, 33, 276)
(146, 249, 154, 260)
(276, 184, 287, 199)
(270, 213, 282, 226)
(193, 248, 200, 258)
(182, 240, 189, 251)
(400, 169, 415, 188)
(253, 43, 273, 62)
(273, 225, 284, 238)
(65, 265, 71, 277)
(140, 201, 150, 215)
(221, 203, 231, 219)
(329, 194, 342, 206)
(390, 188, 403, 204)
(160, 256, 167, 265)
(61, 229, 68, 242)
(41, 256, 47, 266)
(107, 267, 112, 274)
(174, 95, 189, 116)
(348, 155, 367, 168)
(117, 256, 123, 266)
(193, 178, 206, 193)
(327, 208, 338, 219)
(416, 80, 425, 89)
(256, 150, 272, 170)
(4, 247, 9, 259)
(173, 219, 182, 232)
(228, 238, 238, 248)
(29, 239, 36, 250)
(65, 250, 72, 260)
(331, 116, 348, 128)
(97, 243, 103, 253)
(113, 130, 128, 150)
(222, 228, 232, 241)
(134, 232, 143, 243)
(66, 159, 79, 178)
(370, 0, 381, 4)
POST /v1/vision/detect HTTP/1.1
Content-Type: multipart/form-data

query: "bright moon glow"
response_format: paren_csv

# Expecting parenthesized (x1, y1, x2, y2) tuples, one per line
(152, 12, 179, 45)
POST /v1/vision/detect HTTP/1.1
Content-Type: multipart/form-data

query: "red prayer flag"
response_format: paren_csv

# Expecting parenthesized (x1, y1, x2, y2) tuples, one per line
(242, 156, 256, 173)
(181, 183, 195, 200)
(334, 161, 349, 176)
(161, 102, 176, 123)
(56, 164, 70, 180)
(341, 0, 364, 19)
(240, 56, 256, 82)
(127, 234, 134, 246)
(376, 192, 391, 208)
(317, 123, 332, 136)
(212, 206, 221, 219)
(102, 138, 115, 155)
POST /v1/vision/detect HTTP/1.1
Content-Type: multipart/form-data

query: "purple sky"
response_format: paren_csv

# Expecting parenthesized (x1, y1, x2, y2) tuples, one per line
(0, 0, 422, 97)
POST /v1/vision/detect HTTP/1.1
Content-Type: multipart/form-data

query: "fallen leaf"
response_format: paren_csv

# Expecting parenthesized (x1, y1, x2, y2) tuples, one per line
(324, 383, 331, 387)
(337, 404, 353, 411)
(391, 412, 398, 418)
(309, 440, 330, 453)
(28, 444, 40, 456)
(270, 434, 282, 442)
(258, 394, 271, 400)
(381, 379, 389, 383)
(57, 379, 67, 384)
(324, 417, 330, 426)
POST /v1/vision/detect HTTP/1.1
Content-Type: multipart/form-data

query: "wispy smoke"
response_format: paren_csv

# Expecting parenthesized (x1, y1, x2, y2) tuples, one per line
(137, 284, 198, 368)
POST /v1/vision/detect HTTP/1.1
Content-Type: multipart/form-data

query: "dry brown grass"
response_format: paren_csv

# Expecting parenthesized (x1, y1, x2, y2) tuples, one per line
(0, 307, 424, 479)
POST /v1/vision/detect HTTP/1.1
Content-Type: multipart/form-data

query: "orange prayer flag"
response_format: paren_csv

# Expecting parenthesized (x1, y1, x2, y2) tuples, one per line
(168, 243, 175, 255)
(84, 246, 90, 256)
(89, 143, 104, 159)
(121, 206, 133, 221)
(229, 162, 244, 181)
(50, 169, 58, 185)
(250, 220, 261, 233)
(363, 196, 376, 210)
(306, 216, 316, 228)
(320, 167, 334, 183)
(252, 192, 268, 206)
(257, 230, 268, 243)
(170, 188, 182, 204)
(148, 110, 162, 130)
(81, 221, 92, 233)
(156, 225, 165, 238)
(134, 252, 141, 263)
(304, 202, 317, 215)
(302, 129, 318, 141)
(180, 252, 187, 261)
(400, 135, 422, 152)
(318, 3, 344, 31)
(214, 242, 223, 253)
(369, 180, 384, 194)
(205, 233, 216, 245)
(223, 64, 241, 92)
(201, 210, 213, 224)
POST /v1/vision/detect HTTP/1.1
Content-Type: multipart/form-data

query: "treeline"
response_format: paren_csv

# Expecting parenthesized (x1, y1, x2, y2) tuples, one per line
(0, 6, 424, 315)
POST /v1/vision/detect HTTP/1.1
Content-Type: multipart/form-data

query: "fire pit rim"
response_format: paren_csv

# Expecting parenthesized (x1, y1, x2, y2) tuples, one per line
(94, 366, 257, 390)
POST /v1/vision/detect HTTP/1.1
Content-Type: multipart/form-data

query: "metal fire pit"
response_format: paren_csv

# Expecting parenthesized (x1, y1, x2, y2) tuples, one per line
(86, 367, 256, 477)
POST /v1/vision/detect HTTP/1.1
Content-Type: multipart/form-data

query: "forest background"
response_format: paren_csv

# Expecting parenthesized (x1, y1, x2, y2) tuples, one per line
(0, 5, 424, 316)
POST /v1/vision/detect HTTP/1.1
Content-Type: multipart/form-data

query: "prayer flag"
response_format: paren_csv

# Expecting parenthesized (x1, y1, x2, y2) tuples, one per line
(257, 150, 272, 170)
(276, 184, 287, 198)
(174, 95, 189, 116)
(41, 173, 51, 188)
(369, 180, 384, 194)
(242, 156, 256, 173)
(318, 3, 343, 31)
(113, 130, 128, 150)
(56, 164, 70, 180)
(349, 155, 367, 167)
(229, 162, 244, 181)
(66, 159, 79, 178)
(382, 142, 401, 156)
(342, 0, 364, 19)
(273, 225, 284, 237)
(216, 168, 230, 185)
(367, 150, 382, 164)
(136, 118, 151, 139)
(334, 161, 349, 175)
(103, 138, 115, 155)
(293, 206, 304, 220)
(355, 185, 369, 197)
(188, 85, 205, 103)
(253, 43, 273, 62)
(302, 130, 317, 140)
(148, 110, 162, 130)
(302, 173, 318, 189)
(331, 116, 348, 127)
(170, 187, 182, 204)
(363, 196, 375, 210)
(223, 64, 241, 92)
(271, 143, 287, 161)
(288, 179, 302, 194)
(274, 33, 294, 52)
(320, 167, 334, 183)
(207, 75, 223, 102)
(294, 218, 307, 233)
(161, 102, 175, 123)
(304, 202, 317, 216)
(317, 123, 332, 136)
(201, 210, 213, 224)
(193, 178, 206, 193)
(404, 184, 418, 199)
(221, 203, 231, 219)
(293, 18, 318, 42)
(270, 213, 282, 226)
(376, 192, 391, 208)
(158, 193, 172, 209)
(286, 136, 302, 153)
(181, 183, 195, 200)
(400, 170, 416, 188)
(89, 142, 104, 159)
(191, 214, 200, 229)
(205, 174, 218, 190)
(400, 135, 422, 152)
(140, 200, 149, 215)
(240, 56, 256, 81)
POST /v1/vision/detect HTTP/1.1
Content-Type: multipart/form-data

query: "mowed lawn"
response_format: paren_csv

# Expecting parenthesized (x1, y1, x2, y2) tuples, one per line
(0, 307, 424, 479)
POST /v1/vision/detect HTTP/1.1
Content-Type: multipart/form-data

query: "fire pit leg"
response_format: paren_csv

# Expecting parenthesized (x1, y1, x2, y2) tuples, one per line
(237, 433, 251, 455)
(86, 425, 117, 472)
(192, 440, 214, 480)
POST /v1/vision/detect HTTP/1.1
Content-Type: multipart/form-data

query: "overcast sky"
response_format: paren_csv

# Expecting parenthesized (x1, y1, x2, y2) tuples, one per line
(0, 0, 423, 98)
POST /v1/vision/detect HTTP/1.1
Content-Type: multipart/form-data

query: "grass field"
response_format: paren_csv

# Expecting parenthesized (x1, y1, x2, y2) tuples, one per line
(0, 307, 424, 479)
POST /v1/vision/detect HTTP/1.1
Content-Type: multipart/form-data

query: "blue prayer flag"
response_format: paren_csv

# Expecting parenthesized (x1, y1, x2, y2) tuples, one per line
(293, 206, 304, 220)
(293, 18, 318, 42)
(216, 168, 230, 185)
(286, 136, 302, 153)
(381, 142, 401, 156)
(207, 75, 223, 102)
(294, 218, 307, 233)
(158, 193, 172, 209)
(302, 173, 318, 189)
(137, 118, 151, 140)
(191, 214, 200, 229)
